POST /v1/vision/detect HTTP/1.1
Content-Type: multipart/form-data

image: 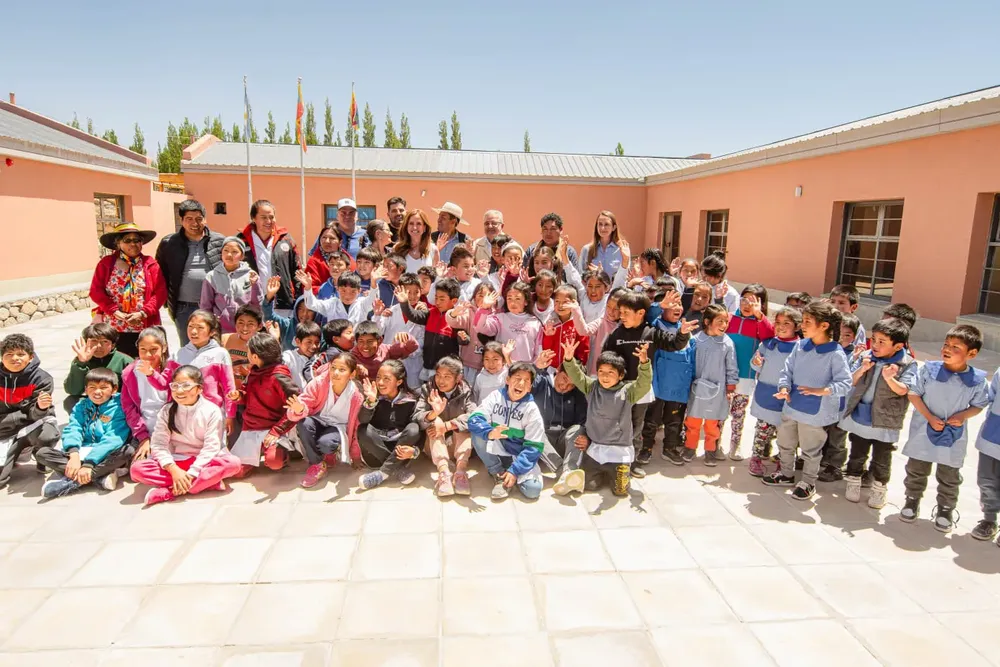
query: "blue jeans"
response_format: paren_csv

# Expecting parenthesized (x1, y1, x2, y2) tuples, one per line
(471, 434, 542, 499)
(173, 301, 200, 346)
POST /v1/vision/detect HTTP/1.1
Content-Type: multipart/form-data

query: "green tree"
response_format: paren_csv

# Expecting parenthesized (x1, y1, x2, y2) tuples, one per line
(156, 122, 180, 173)
(523, 130, 531, 152)
(202, 115, 212, 137)
(209, 115, 227, 141)
(280, 122, 293, 144)
(231, 123, 242, 143)
(265, 112, 277, 143)
(129, 123, 146, 155)
(438, 120, 449, 150)
(248, 118, 259, 143)
(335, 131, 343, 147)
(69, 113, 81, 130)
(614, 142, 624, 156)
(323, 97, 334, 146)
(305, 102, 318, 145)
(383, 107, 400, 148)
(362, 103, 376, 147)
(450, 111, 462, 150)
(86, 118, 95, 135)
(101, 129, 119, 145)
(178, 117, 199, 147)
(399, 113, 411, 148)
(345, 112, 357, 147)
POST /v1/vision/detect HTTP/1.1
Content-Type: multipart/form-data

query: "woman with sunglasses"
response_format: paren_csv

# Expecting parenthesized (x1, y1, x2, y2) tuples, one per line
(130, 365, 242, 506)
(89, 222, 168, 357)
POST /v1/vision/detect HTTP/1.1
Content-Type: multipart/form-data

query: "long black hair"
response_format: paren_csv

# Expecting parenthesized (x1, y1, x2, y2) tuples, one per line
(167, 365, 202, 435)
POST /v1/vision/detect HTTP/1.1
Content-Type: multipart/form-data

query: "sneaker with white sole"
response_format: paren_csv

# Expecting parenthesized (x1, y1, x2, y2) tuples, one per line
(900, 496, 920, 523)
(553, 469, 585, 496)
(395, 468, 416, 486)
(867, 480, 887, 509)
(845, 475, 862, 503)
(41, 475, 80, 499)
(791, 481, 815, 501)
(100, 471, 119, 492)
(490, 474, 509, 500)
(971, 519, 1000, 541)
(933, 505, 958, 533)
(360, 470, 388, 490)
(761, 472, 795, 487)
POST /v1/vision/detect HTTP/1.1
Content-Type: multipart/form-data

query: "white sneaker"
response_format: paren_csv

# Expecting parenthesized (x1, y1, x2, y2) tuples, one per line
(845, 475, 862, 503)
(554, 469, 585, 496)
(101, 472, 119, 492)
(867, 481, 887, 509)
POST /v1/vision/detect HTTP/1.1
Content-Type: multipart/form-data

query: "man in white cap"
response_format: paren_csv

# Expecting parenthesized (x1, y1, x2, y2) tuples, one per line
(336, 197, 369, 260)
(431, 201, 470, 264)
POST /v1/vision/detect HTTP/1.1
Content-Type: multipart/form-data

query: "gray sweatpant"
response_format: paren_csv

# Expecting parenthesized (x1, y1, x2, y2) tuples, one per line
(776, 416, 828, 486)
(903, 458, 962, 509)
(977, 452, 1000, 522)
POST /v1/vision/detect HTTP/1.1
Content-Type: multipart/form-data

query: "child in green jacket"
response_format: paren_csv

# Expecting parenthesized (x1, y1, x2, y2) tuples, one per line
(63, 323, 132, 412)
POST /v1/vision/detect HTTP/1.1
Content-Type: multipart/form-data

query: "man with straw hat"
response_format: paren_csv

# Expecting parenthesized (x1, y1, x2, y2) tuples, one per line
(431, 201, 471, 264)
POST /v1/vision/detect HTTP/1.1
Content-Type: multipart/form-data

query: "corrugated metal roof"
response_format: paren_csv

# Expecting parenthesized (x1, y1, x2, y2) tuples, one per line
(0, 106, 149, 172)
(184, 142, 703, 181)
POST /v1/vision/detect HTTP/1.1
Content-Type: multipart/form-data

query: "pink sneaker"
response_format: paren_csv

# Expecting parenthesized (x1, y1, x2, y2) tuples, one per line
(300, 462, 328, 488)
(435, 471, 455, 497)
(453, 470, 471, 495)
(747, 456, 766, 477)
(144, 487, 174, 506)
(324, 453, 339, 467)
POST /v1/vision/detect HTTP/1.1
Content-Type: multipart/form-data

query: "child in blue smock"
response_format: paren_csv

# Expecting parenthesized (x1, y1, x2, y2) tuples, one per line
(901, 325, 989, 533)
(682, 304, 737, 467)
(972, 363, 1000, 543)
(762, 300, 852, 501)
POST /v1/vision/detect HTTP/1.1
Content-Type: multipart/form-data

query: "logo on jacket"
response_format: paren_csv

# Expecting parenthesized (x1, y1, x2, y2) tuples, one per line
(279, 242, 289, 252)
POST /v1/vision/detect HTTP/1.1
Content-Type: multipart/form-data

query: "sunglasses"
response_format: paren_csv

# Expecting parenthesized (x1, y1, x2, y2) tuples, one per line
(120, 237, 144, 245)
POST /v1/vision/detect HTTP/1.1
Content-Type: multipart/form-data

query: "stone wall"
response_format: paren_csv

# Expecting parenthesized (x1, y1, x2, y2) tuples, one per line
(0, 290, 93, 328)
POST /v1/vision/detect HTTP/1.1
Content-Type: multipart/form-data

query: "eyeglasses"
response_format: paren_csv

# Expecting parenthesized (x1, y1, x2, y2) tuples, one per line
(169, 381, 198, 392)
(120, 237, 143, 245)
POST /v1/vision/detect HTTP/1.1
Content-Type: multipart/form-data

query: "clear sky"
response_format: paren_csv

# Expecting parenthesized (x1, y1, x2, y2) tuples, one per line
(5, 0, 1000, 159)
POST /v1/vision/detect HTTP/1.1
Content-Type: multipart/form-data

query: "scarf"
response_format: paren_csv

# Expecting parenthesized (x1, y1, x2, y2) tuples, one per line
(119, 252, 143, 314)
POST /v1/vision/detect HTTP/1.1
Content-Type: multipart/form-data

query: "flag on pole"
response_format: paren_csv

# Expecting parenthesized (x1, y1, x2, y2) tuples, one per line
(349, 89, 359, 130)
(244, 79, 253, 140)
(296, 80, 307, 152)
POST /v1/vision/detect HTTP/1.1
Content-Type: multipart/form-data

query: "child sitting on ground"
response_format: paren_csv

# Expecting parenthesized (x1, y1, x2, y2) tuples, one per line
(683, 304, 738, 466)
(413, 356, 476, 497)
(473, 341, 514, 403)
(562, 340, 652, 497)
(0, 334, 58, 488)
(229, 334, 300, 476)
(286, 352, 365, 488)
(469, 361, 547, 500)
(282, 321, 322, 389)
(64, 323, 132, 412)
(532, 349, 588, 496)
(199, 236, 262, 333)
(350, 321, 418, 380)
(972, 359, 1000, 544)
(130, 365, 242, 506)
(725, 284, 774, 461)
(900, 324, 989, 531)
(762, 300, 853, 500)
(839, 317, 918, 509)
(747, 307, 801, 477)
(358, 361, 422, 490)
(38, 367, 131, 498)
(224, 305, 264, 395)
(121, 327, 170, 464)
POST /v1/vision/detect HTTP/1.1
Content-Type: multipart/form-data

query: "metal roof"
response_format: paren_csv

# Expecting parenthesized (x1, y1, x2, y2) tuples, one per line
(0, 105, 154, 177)
(183, 143, 703, 182)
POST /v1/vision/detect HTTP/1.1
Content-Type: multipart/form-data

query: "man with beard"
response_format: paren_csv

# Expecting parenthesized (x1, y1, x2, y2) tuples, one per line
(387, 196, 406, 242)
(430, 201, 470, 264)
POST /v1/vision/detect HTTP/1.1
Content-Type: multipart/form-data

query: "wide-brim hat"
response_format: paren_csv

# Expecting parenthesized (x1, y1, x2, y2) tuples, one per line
(432, 201, 471, 227)
(99, 222, 157, 250)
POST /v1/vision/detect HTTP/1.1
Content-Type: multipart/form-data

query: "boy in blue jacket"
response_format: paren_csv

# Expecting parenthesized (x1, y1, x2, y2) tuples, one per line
(643, 297, 696, 465)
(36, 367, 132, 498)
(470, 362, 547, 501)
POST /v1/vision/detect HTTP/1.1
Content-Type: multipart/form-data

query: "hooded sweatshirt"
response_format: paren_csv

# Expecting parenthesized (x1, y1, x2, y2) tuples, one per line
(477, 310, 542, 364)
(199, 261, 263, 333)
(241, 363, 298, 435)
(63, 349, 132, 398)
(0, 356, 55, 440)
(531, 373, 587, 432)
(468, 387, 546, 476)
(265, 294, 312, 351)
(60, 394, 130, 465)
(166, 339, 237, 419)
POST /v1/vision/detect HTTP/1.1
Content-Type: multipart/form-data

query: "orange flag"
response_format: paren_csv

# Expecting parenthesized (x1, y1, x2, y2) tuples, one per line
(296, 80, 307, 152)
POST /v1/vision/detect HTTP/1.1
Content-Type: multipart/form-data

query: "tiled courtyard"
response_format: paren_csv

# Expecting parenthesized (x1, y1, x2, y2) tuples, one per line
(1, 310, 1000, 666)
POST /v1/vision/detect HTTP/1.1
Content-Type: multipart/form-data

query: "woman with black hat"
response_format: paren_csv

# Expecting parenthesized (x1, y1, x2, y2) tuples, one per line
(89, 222, 167, 357)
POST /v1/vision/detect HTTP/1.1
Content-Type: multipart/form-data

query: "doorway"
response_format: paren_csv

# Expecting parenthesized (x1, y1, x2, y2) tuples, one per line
(660, 213, 681, 262)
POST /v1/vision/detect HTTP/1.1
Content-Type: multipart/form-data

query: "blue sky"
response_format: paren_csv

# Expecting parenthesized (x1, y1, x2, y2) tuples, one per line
(5, 0, 1000, 158)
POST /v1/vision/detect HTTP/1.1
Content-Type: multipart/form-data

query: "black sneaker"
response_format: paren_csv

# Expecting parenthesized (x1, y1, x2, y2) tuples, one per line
(36, 462, 46, 474)
(662, 448, 685, 466)
(636, 448, 653, 465)
(971, 519, 1000, 541)
(933, 506, 958, 534)
(680, 448, 696, 463)
(817, 465, 843, 483)
(761, 472, 796, 487)
(860, 470, 872, 489)
(791, 482, 815, 501)
(900, 497, 920, 523)
(704, 452, 717, 467)
(630, 461, 647, 479)
(794, 457, 804, 471)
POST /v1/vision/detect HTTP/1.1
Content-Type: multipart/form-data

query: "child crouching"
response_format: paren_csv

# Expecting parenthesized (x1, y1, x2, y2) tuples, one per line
(469, 361, 547, 500)
(130, 365, 241, 506)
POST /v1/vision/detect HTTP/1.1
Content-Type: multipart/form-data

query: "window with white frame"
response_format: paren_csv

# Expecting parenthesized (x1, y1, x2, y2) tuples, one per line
(839, 200, 903, 299)
(978, 195, 1000, 314)
(704, 210, 728, 256)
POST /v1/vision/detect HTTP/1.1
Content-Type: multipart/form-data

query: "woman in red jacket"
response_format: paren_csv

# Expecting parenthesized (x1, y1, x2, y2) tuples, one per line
(89, 222, 168, 357)
(305, 224, 356, 293)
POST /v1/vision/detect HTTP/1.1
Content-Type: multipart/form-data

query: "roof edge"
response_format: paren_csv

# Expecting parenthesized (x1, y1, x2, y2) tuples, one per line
(0, 139, 158, 180)
(183, 134, 220, 161)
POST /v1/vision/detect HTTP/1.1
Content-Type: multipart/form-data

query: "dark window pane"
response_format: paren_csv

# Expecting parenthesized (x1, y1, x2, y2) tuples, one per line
(709, 221, 723, 233)
(875, 260, 896, 280)
(850, 204, 879, 221)
(848, 219, 878, 236)
(882, 218, 901, 237)
(987, 246, 1000, 270)
(877, 242, 898, 261)
(842, 258, 860, 275)
(986, 269, 1000, 293)
(884, 203, 904, 220)
(849, 241, 877, 260)
(853, 259, 875, 276)
(984, 291, 1000, 315)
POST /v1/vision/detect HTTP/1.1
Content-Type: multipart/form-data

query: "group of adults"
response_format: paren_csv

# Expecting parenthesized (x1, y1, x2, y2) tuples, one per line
(89, 195, 628, 356)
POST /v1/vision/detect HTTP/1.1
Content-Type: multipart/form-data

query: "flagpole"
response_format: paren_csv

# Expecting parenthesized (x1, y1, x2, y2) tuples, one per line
(351, 81, 356, 201)
(244, 76, 253, 215)
(299, 77, 307, 265)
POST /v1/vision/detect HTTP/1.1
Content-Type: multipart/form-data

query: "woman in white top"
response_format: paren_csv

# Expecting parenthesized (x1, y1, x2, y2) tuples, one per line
(393, 209, 439, 274)
(578, 210, 624, 278)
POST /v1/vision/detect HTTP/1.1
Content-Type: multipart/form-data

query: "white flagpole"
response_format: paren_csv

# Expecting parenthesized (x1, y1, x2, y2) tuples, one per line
(244, 76, 253, 214)
(299, 77, 307, 265)
(351, 81, 356, 201)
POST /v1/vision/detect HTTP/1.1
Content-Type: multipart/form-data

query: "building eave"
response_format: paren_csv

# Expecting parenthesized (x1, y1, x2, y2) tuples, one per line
(0, 136, 158, 181)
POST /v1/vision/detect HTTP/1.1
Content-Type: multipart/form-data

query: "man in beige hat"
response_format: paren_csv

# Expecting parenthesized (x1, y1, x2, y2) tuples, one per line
(431, 201, 470, 264)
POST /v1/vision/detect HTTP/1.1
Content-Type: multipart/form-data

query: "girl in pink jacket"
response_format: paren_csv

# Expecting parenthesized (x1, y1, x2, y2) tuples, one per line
(120, 327, 171, 462)
(476, 282, 542, 364)
(165, 310, 237, 434)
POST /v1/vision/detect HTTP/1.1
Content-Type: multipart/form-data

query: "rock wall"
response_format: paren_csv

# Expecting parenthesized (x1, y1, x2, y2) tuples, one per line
(0, 290, 93, 328)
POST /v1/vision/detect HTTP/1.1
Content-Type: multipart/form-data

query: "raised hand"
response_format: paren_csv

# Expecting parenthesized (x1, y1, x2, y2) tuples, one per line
(619, 238, 631, 264)
(372, 299, 386, 316)
(659, 290, 681, 310)
(394, 285, 409, 304)
(294, 269, 312, 293)
(394, 331, 411, 346)
(744, 294, 763, 318)
(519, 268, 531, 283)
(880, 364, 899, 381)
(502, 338, 516, 358)
(370, 265, 386, 283)
(543, 321, 557, 337)
(679, 319, 700, 335)
(535, 349, 556, 370)
(286, 394, 306, 415)
(668, 257, 682, 276)
(435, 232, 451, 251)
(266, 275, 282, 300)
(634, 342, 650, 364)
(561, 338, 580, 360)
(361, 377, 378, 403)
(248, 270, 259, 286)
(434, 261, 447, 278)
(428, 389, 447, 415)
(480, 288, 498, 310)
(476, 259, 490, 278)
(264, 320, 281, 340)
(72, 337, 95, 363)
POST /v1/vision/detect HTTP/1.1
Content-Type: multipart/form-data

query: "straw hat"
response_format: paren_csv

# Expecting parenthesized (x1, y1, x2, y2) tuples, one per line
(432, 201, 470, 227)
(99, 222, 157, 250)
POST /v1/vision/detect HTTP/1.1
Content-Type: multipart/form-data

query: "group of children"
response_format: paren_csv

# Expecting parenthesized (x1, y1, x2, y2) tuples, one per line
(2, 215, 1000, 547)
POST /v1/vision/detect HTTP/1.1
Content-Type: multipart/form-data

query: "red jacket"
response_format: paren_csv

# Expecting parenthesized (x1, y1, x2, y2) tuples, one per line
(304, 246, 356, 294)
(241, 363, 297, 435)
(542, 317, 590, 369)
(89, 254, 167, 326)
